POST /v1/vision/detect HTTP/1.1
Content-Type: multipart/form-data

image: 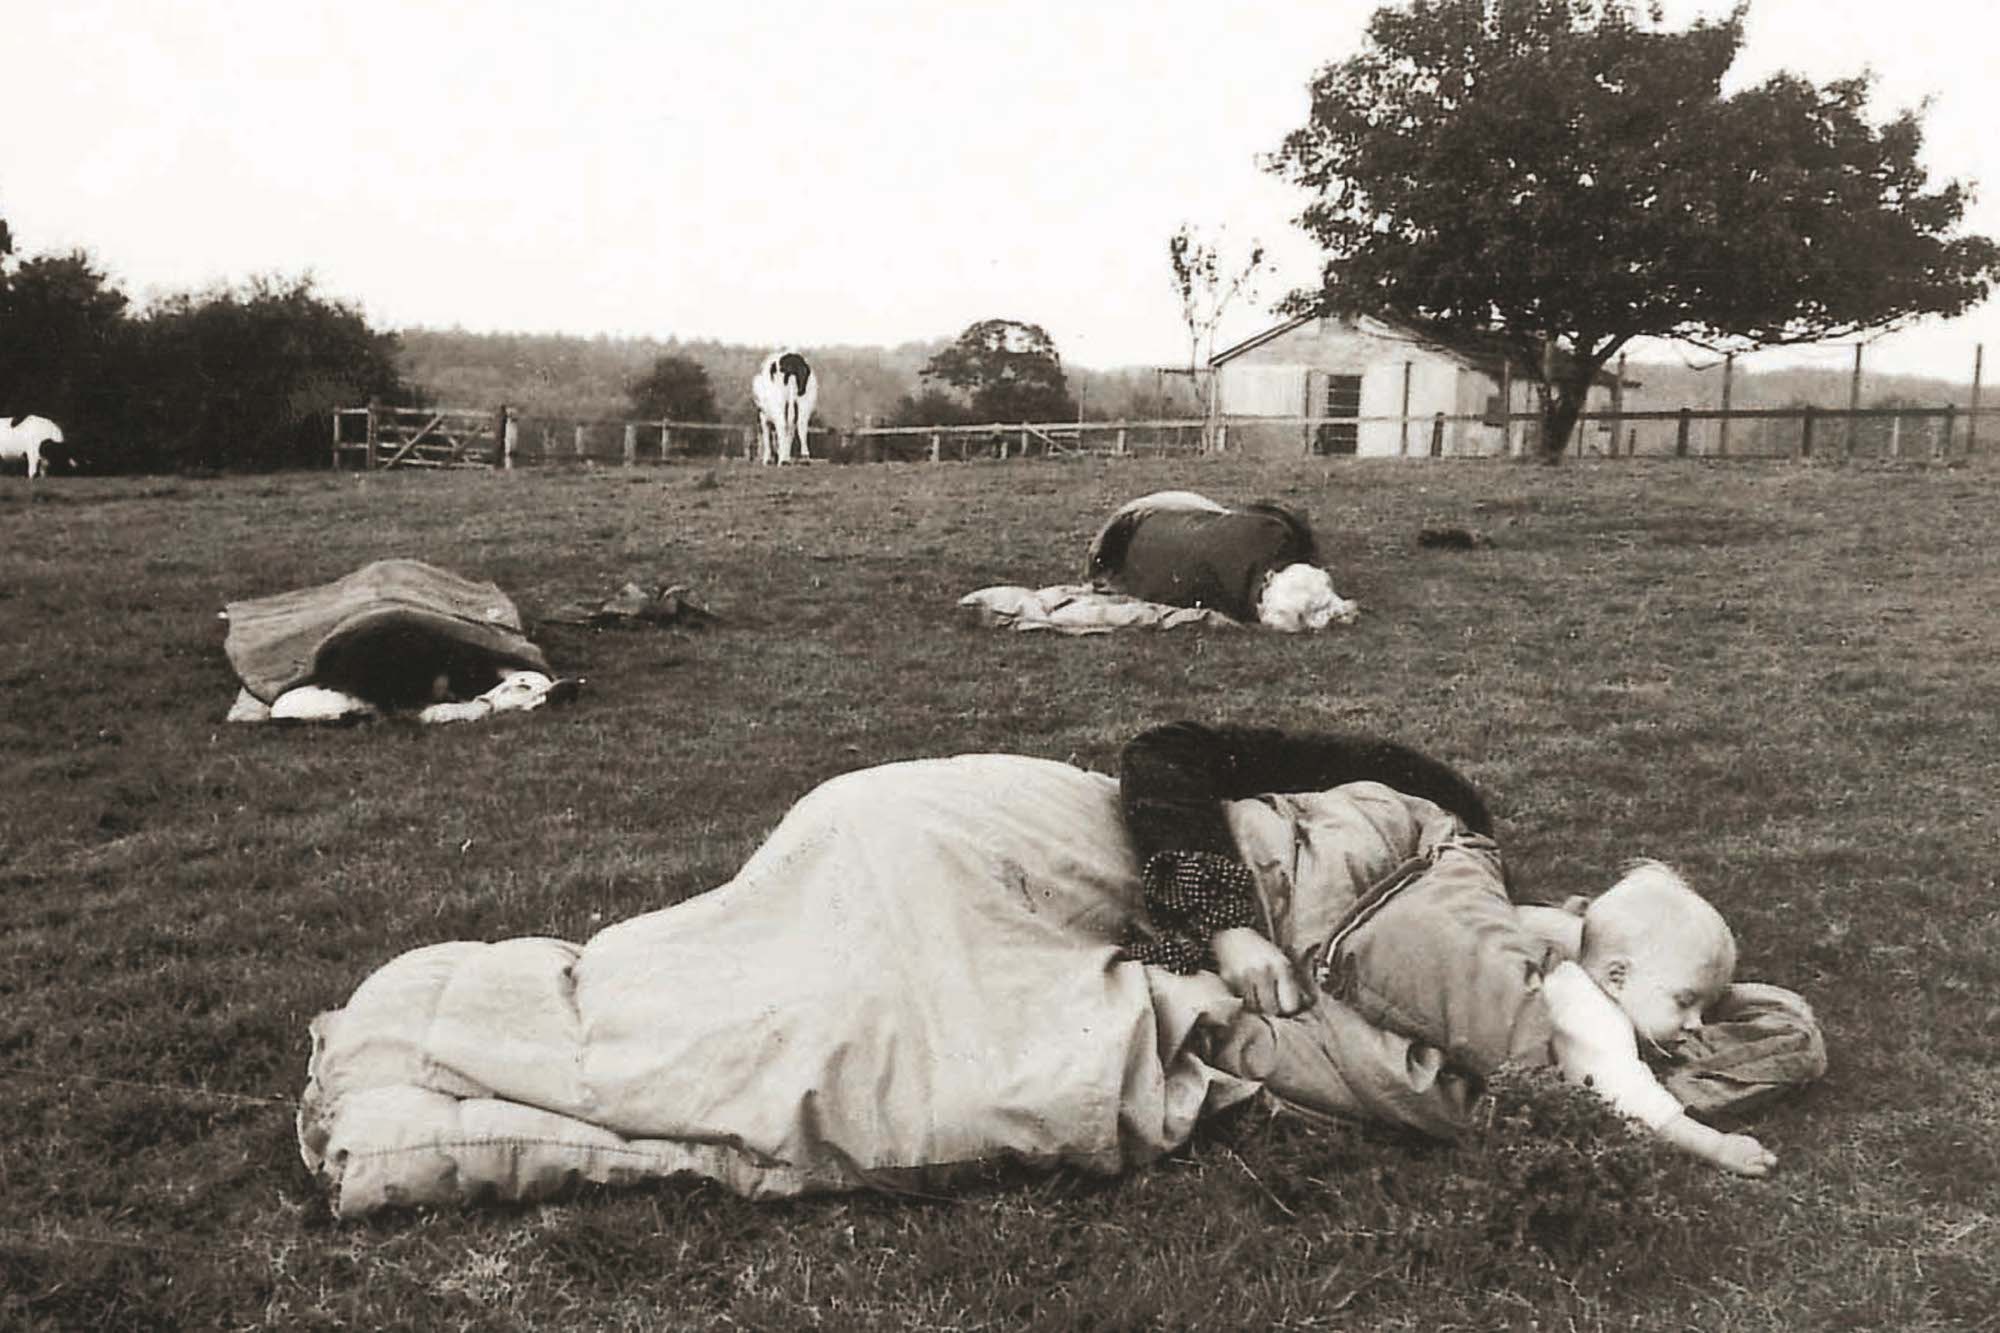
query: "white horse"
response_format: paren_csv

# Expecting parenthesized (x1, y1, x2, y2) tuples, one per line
(0, 414, 65, 477)
(751, 351, 818, 465)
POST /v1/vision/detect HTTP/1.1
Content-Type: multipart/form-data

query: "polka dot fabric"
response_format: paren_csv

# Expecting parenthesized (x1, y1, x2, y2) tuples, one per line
(1120, 850, 1261, 973)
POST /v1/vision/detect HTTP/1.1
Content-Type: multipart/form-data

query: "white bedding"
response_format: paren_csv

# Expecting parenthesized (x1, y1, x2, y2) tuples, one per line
(955, 584, 1243, 634)
(300, 756, 1267, 1216)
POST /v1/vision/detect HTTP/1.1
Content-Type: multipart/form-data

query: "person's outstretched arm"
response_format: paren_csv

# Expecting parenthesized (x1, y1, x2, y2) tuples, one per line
(1116, 720, 1493, 1009)
(1656, 1112, 1779, 1177)
(1543, 963, 1780, 1178)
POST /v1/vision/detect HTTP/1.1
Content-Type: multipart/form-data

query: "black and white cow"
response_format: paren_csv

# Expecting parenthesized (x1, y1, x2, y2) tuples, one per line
(751, 351, 818, 465)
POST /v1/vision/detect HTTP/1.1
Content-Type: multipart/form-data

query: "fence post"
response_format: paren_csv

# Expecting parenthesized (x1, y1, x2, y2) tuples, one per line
(1889, 414, 1902, 459)
(1430, 412, 1445, 458)
(929, 433, 940, 463)
(365, 400, 380, 470)
(622, 422, 637, 467)
(1800, 407, 1815, 459)
(1611, 353, 1628, 457)
(1114, 427, 1127, 457)
(1969, 345, 1984, 457)
(1936, 405, 1955, 463)
(1845, 342, 1863, 461)
(331, 410, 342, 470)
(660, 422, 672, 462)
(1675, 408, 1691, 458)
(1399, 360, 1413, 457)
(573, 423, 587, 462)
(1717, 353, 1733, 456)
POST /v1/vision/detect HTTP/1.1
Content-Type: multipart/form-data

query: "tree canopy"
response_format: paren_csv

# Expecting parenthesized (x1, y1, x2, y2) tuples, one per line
(1, 206, 405, 471)
(920, 318, 1077, 423)
(627, 353, 719, 423)
(127, 275, 406, 471)
(1267, 0, 2000, 456)
(0, 250, 130, 450)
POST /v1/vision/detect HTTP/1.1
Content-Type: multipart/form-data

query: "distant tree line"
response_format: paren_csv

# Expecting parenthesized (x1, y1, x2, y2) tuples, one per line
(0, 217, 407, 473)
(612, 322, 1160, 456)
(408, 327, 1201, 440)
(0, 216, 1194, 471)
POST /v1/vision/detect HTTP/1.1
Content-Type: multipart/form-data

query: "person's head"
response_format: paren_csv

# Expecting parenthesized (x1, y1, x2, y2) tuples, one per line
(1577, 859, 1736, 1051)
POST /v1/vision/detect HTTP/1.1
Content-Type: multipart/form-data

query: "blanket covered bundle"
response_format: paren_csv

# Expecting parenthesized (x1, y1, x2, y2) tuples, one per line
(299, 759, 1824, 1217)
(959, 491, 1360, 635)
(222, 559, 560, 722)
(302, 757, 1267, 1216)
(300, 758, 1507, 1217)
(1085, 491, 1358, 632)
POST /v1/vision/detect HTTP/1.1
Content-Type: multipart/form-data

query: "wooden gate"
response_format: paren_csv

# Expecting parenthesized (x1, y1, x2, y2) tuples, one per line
(333, 405, 500, 469)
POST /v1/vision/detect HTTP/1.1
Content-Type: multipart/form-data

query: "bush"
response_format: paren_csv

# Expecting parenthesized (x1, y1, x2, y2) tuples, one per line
(0, 238, 407, 472)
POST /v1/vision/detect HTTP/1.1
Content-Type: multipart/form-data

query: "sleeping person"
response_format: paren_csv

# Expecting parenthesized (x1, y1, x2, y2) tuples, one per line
(1120, 721, 1825, 1171)
(1508, 861, 1778, 1175)
(1085, 492, 1358, 632)
(298, 721, 1822, 1217)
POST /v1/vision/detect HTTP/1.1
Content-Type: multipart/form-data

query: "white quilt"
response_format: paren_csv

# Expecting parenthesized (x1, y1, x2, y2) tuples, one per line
(300, 756, 1270, 1216)
(955, 584, 1243, 634)
(299, 755, 1501, 1217)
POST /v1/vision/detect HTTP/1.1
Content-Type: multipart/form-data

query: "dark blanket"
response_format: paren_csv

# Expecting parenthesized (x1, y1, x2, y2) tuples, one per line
(1087, 501, 1318, 623)
(223, 559, 551, 708)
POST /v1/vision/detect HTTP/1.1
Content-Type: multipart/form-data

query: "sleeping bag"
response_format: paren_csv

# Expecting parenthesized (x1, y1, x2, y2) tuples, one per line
(299, 759, 1824, 1217)
(224, 558, 550, 709)
(1086, 493, 1318, 623)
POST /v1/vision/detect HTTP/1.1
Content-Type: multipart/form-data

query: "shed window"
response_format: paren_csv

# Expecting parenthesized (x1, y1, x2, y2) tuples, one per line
(1314, 375, 1362, 455)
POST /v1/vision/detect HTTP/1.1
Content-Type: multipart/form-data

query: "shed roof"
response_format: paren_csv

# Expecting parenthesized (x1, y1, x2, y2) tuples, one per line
(1212, 314, 1637, 390)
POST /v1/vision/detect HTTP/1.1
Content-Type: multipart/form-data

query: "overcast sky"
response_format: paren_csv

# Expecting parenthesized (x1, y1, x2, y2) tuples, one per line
(2, 0, 1994, 377)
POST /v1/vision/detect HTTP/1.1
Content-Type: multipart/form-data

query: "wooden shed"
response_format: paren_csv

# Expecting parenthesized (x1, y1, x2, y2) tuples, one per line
(1209, 313, 1631, 458)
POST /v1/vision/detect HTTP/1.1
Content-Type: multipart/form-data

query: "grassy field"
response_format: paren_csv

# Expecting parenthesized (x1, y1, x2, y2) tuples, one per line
(2, 455, 1995, 1331)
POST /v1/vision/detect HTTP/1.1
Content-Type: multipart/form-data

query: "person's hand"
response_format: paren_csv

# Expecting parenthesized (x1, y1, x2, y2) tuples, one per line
(1713, 1132, 1777, 1177)
(1211, 927, 1309, 1016)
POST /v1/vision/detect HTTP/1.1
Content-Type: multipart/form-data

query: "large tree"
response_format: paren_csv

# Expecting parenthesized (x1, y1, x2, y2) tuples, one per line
(1268, 0, 2000, 457)
(920, 318, 1077, 423)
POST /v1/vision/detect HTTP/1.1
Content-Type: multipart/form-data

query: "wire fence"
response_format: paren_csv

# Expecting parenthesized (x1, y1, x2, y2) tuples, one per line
(333, 400, 1998, 470)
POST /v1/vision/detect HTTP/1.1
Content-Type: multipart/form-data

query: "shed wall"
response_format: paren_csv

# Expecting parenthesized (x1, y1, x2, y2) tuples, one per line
(1213, 317, 1628, 459)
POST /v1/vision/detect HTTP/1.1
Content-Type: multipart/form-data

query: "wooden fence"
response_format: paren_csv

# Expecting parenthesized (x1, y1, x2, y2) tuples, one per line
(844, 419, 1210, 461)
(337, 401, 2000, 470)
(851, 404, 1997, 462)
(331, 406, 499, 470)
(1578, 404, 1982, 461)
(332, 405, 751, 470)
